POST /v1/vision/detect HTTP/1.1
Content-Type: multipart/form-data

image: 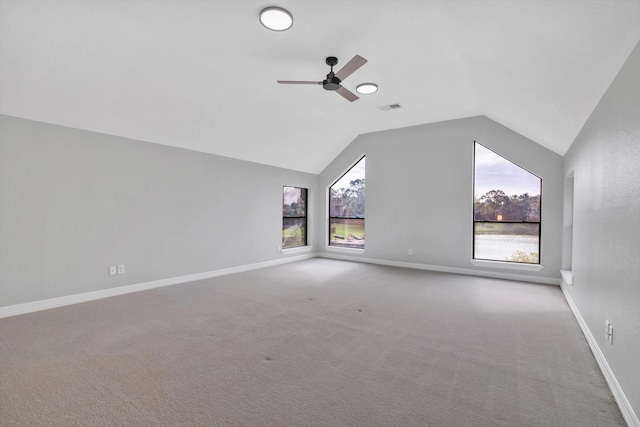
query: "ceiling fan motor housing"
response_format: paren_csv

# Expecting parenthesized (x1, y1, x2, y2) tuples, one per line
(323, 75, 341, 91)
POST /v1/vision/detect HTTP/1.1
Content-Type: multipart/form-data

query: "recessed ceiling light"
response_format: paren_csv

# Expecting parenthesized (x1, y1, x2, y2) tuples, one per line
(356, 83, 378, 95)
(259, 7, 293, 31)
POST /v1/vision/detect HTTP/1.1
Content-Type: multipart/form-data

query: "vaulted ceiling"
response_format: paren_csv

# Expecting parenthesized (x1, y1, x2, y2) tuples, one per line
(1, 0, 639, 173)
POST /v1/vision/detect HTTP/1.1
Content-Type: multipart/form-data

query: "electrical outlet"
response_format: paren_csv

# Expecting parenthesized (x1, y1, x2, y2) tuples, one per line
(408, 248, 413, 255)
(117, 264, 125, 275)
(109, 266, 117, 276)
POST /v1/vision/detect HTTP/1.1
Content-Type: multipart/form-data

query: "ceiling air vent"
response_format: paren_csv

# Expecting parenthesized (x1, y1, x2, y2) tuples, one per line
(378, 103, 402, 111)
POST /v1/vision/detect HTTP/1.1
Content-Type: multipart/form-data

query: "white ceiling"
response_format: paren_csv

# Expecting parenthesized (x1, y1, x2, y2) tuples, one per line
(1, 0, 639, 174)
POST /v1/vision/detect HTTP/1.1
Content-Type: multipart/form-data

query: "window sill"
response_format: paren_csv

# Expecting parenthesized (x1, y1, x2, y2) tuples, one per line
(469, 259, 544, 272)
(282, 246, 313, 255)
(325, 246, 365, 255)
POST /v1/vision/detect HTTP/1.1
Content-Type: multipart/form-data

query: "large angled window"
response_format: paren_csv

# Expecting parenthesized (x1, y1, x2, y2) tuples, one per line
(473, 142, 541, 264)
(329, 156, 365, 249)
(282, 186, 307, 249)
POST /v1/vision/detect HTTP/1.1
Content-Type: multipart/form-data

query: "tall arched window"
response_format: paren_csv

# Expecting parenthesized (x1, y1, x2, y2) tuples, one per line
(329, 156, 365, 248)
(473, 142, 541, 264)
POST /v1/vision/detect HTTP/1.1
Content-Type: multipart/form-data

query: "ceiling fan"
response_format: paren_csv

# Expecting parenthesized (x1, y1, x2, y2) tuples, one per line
(277, 55, 367, 102)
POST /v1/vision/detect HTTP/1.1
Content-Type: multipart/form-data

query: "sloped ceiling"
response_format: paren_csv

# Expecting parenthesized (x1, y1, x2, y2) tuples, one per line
(1, 0, 639, 174)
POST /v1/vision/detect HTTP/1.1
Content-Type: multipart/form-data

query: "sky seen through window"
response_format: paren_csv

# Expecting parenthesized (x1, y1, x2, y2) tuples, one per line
(474, 144, 540, 197)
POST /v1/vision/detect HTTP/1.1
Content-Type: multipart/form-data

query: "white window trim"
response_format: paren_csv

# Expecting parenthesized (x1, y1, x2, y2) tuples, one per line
(282, 246, 313, 254)
(469, 259, 544, 272)
(325, 246, 365, 255)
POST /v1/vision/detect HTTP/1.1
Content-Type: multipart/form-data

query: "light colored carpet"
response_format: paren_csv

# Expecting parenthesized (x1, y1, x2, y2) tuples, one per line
(0, 259, 625, 426)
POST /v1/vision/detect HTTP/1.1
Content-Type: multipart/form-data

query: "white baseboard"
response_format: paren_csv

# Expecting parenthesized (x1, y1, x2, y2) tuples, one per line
(0, 253, 561, 319)
(560, 280, 639, 427)
(0, 253, 314, 319)
(319, 253, 561, 286)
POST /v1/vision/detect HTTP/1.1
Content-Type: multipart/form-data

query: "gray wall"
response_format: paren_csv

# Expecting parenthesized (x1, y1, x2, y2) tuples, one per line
(563, 41, 640, 417)
(316, 116, 563, 281)
(0, 115, 317, 307)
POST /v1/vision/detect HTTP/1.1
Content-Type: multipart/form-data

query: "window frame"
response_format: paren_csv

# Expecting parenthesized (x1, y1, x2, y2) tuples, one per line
(472, 142, 542, 265)
(328, 156, 366, 249)
(282, 186, 308, 249)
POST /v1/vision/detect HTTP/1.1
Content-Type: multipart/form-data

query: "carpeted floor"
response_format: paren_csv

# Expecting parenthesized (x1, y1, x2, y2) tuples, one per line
(0, 259, 625, 426)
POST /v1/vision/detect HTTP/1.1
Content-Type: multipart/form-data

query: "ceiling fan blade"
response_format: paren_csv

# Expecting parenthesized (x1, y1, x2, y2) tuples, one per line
(277, 80, 322, 85)
(335, 55, 367, 81)
(336, 86, 359, 102)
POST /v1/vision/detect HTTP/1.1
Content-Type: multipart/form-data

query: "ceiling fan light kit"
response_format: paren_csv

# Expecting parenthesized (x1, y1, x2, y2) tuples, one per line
(259, 7, 293, 31)
(277, 55, 369, 102)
